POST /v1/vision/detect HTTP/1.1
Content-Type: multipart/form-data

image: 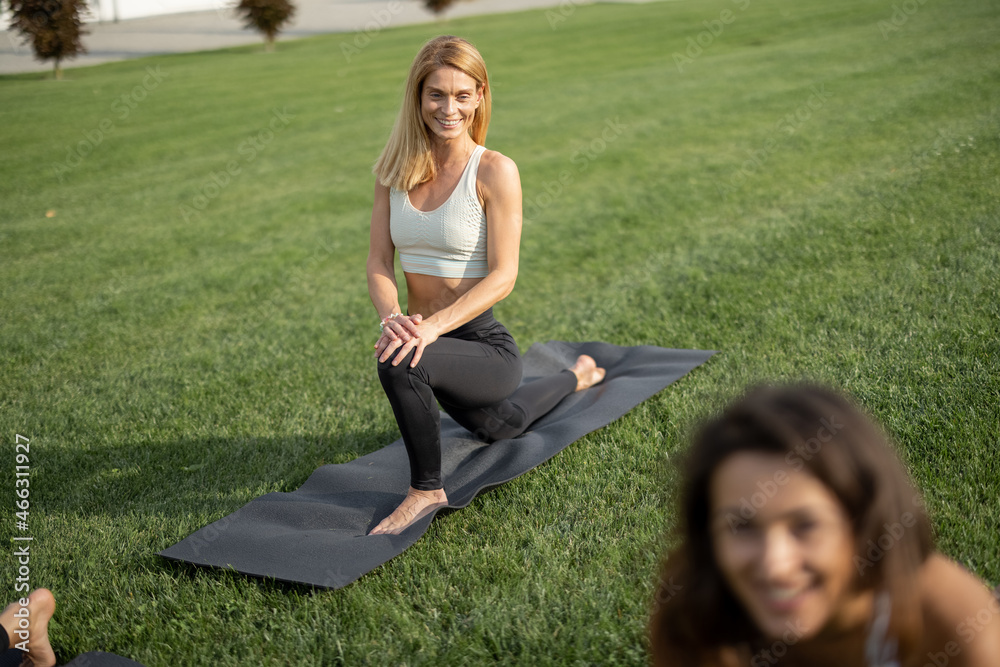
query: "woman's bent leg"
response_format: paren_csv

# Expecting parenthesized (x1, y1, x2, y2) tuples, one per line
(377, 334, 522, 490)
(377, 355, 443, 491)
(441, 370, 578, 442)
(374, 335, 604, 536)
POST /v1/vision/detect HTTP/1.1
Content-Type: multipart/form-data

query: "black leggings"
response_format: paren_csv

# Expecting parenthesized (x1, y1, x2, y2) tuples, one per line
(0, 625, 21, 667)
(378, 308, 577, 490)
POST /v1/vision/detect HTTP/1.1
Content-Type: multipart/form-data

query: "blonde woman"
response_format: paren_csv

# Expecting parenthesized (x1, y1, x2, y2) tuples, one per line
(367, 36, 605, 536)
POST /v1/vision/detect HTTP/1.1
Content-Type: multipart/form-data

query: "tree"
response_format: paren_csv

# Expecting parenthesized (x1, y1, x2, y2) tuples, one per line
(424, 0, 456, 16)
(8, 0, 89, 80)
(233, 0, 296, 53)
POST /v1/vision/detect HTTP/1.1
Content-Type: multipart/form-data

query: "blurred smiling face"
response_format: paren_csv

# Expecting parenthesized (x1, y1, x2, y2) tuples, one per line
(709, 452, 860, 640)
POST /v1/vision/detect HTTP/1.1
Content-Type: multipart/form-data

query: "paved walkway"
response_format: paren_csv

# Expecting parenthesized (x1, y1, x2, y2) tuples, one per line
(1, 0, 652, 75)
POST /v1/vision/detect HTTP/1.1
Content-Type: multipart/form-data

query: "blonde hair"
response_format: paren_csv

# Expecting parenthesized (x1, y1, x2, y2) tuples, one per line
(373, 35, 492, 192)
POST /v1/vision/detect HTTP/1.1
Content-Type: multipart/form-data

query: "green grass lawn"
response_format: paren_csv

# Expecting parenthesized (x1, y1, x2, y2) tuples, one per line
(2, 0, 999, 663)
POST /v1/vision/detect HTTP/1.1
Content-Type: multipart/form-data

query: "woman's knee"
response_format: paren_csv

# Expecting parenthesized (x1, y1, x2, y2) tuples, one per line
(377, 357, 407, 385)
(377, 354, 424, 396)
(458, 403, 528, 442)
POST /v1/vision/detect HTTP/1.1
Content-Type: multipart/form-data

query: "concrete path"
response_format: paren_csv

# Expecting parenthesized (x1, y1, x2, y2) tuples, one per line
(1, 0, 653, 75)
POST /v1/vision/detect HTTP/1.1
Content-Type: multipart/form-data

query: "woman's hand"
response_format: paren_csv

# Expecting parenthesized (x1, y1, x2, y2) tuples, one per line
(375, 313, 420, 362)
(375, 313, 441, 368)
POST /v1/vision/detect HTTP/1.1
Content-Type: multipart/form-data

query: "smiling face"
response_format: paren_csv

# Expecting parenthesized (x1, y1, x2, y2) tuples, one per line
(710, 452, 864, 641)
(420, 66, 482, 143)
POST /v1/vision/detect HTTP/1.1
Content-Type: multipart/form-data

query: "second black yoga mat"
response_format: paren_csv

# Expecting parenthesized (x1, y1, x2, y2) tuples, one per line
(159, 341, 715, 589)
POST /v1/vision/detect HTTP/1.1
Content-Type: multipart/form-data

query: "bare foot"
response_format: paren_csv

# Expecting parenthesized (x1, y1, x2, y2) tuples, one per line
(369, 487, 449, 536)
(0, 588, 57, 667)
(570, 354, 606, 391)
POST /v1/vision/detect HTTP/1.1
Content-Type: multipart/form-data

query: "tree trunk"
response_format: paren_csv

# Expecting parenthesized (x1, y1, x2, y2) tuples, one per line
(54, 59, 63, 80)
(265, 33, 275, 53)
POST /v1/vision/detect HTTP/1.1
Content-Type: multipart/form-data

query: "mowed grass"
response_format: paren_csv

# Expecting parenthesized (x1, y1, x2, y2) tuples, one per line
(2, 0, 999, 663)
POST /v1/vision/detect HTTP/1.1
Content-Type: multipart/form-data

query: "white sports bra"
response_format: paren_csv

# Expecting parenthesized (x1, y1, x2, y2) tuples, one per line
(865, 592, 900, 667)
(389, 144, 489, 279)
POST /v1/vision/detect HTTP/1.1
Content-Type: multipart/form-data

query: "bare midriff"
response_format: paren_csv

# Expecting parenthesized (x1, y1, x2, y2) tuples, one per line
(403, 271, 483, 319)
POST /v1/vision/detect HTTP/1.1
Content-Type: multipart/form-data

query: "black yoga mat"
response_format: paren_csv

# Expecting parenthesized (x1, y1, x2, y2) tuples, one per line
(160, 341, 715, 589)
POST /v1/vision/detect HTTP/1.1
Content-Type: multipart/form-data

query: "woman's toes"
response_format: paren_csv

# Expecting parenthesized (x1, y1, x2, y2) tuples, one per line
(570, 355, 605, 391)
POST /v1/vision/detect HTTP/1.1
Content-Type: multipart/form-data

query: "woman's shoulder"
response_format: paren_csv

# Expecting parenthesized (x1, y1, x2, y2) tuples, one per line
(475, 148, 520, 204)
(477, 148, 519, 182)
(916, 553, 1000, 666)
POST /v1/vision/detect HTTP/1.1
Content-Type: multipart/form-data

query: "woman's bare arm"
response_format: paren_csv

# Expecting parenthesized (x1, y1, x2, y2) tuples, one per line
(919, 554, 1000, 667)
(384, 150, 522, 367)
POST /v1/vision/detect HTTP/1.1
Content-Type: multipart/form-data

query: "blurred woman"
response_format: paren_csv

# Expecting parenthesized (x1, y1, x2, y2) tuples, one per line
(366, 36, 604, 536)
(649, 384, 1000, 666)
